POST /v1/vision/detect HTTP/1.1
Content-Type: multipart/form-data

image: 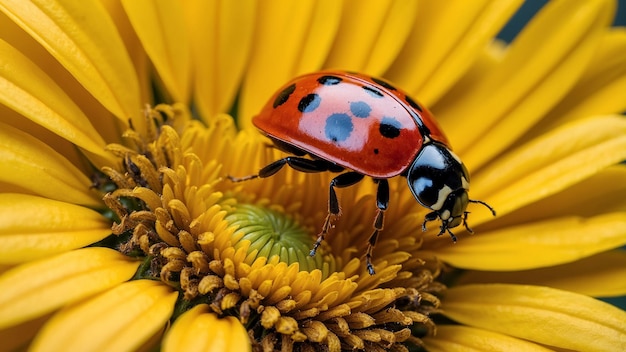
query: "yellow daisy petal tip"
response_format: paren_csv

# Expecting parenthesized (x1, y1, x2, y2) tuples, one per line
(163, 304, 251, 352)
(443, 284, 626, 352)
(0, 248, 139, 329)
(30, 280, 177, 352)
(0, 193, 110, 264)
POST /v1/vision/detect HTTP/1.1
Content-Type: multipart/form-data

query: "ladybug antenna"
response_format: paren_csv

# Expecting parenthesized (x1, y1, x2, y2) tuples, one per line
(469, 199, 496, 216)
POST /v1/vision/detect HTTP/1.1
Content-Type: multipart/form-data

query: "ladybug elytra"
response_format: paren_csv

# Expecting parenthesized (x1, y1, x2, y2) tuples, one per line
(230, 71, 495, 275)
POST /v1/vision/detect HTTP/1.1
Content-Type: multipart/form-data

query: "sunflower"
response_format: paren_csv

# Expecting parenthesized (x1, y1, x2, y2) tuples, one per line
(1, 0, 626, 351)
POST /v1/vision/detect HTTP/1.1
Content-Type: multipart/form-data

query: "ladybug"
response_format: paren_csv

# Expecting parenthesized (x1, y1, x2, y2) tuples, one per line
(229, 71, 495, 275)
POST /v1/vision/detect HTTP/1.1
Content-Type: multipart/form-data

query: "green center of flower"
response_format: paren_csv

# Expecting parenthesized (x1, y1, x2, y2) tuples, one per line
(226, 204, 336, 275)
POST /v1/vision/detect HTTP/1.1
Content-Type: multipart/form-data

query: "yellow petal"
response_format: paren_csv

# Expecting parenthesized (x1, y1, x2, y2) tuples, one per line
(239, 0, 342, 127)
(0, 122, 102, 206)
(428, 39, 506, 121)
(0, 104, 87, 169)
(184, 0, 256, 120)
(292, 0, 342, 73)
(0, 38, 111, 158)
(443, 284, 626, 351)
(121, 0, 190, 104)
(324, 0, 418, 75)
(30, 280, 177, 352)
(363, 0, 418, 75)
(163, 304, 251, 352)
(423, 325, 553, 352)
(423, 212, 626, 271)
(532, 28, 626, 135)
(458, 250, 626, 298)
(0, 0, 141, 124)
(0, 10, 125, 146)
(490, 165, 626, 227)
(472, 116, 626, 217)
(0, 248, 139, 329)
(99, 0, 154, 112)
(440, 0, 615, 164)
(0, 312, 50, 351)
(387, 0, 523, 105)
(0, 194, 110, 264)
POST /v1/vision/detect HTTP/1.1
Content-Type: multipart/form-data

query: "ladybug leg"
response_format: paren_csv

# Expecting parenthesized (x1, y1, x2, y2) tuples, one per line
(462, 211, 474, 234)
(423, 213, 459, 242)
(443, 226, 458, 242)
(365, 179, 389, 275)
(421, 212, 439, 232)
(310, 172, 364, 257)
(228, 157, 337, 182)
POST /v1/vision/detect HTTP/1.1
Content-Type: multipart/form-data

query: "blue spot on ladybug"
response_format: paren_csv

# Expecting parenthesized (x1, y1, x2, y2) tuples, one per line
(273, 83, 295, 108)
(379, 117, 402, 139)
(325, 113, 353, 143)
(350, 101, 371, 118)
(318, 75, 342, 85)
(298, 93, 321, 113)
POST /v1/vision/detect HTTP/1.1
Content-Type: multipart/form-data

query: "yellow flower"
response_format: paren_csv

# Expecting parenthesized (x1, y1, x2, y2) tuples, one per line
(1, 1, 626, 351)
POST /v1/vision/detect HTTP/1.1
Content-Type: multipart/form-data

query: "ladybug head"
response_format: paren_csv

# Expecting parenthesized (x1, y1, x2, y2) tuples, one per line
(406, 142, 494, 241)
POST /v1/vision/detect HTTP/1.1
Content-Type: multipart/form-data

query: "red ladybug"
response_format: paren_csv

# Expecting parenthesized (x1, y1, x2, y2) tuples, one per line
(230, 71, 495, 275)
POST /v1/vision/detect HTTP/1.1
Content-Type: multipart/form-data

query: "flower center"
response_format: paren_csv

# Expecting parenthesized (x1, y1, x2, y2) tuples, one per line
(226, 204, 336, 275)
(98, 105, 444, 350)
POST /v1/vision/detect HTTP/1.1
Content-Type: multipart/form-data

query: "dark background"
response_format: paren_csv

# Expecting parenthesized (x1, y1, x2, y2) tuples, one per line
(497, 0, 626, 42)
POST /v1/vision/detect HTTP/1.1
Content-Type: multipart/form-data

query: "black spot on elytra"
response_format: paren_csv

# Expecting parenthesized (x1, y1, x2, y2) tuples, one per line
(350, 101, 371, 118)
(325, 113, 353, 142)
(379, 117, 402, 139)
(363, 85, 383, 98)
(404, 95, 423, 112)
(371, 77, 396, 91)
(373, 148, 379, 155)
(318, 75, 342, 85)
(273, 84, 296, 108)
(298, 93, 321, 113)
